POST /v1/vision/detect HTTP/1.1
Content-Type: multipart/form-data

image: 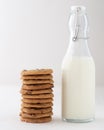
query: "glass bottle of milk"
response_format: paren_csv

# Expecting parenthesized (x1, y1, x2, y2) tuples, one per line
(62, 6, 95, 123)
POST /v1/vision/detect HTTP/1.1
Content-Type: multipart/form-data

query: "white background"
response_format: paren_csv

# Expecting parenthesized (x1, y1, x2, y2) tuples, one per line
(0, 0, 103, 86)
(0, 1, 104, 129)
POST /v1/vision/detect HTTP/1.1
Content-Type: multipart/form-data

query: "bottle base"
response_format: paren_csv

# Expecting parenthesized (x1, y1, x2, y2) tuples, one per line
(62, 117, 95, 123)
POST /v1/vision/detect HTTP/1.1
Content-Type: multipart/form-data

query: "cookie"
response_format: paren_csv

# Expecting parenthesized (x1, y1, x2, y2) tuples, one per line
(23, 79, 54, 85)
(21, 102, 53, 108)
(22, 98, 53, 104)
(22, 84, 53, 90)
(21, 69, 53, 76)
(20, 88, 53, 95)
(20, 112, 53, 119)
(22, 107, 52, 114)
(21, 116, 52, 123)
(21, 74, 53, 80)
(20, 69, 54, 123)
(22, 93, 54, 99)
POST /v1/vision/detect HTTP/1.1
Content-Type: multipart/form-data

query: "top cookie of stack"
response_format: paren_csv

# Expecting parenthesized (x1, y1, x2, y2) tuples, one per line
(20, 69, 54, 123)
(21, 69, 54, 85)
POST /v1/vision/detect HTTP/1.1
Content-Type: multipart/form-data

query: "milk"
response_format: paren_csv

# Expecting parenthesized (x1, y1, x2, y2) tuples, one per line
(61, 6, 95, 122)
(62, 56, 95, 121)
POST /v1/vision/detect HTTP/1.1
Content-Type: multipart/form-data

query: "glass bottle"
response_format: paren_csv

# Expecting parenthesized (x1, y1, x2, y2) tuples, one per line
(62, 6, 95, 123)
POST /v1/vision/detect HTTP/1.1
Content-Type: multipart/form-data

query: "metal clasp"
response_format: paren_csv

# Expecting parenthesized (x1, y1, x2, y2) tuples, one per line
(72, 7, 89, 42)
(72, 25, 80, 41)
(72, 8, 80, 42)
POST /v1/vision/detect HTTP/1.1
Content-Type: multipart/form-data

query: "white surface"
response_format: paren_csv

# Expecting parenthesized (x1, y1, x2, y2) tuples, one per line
(0, 86, 104, 130)
(0, 0, 103, 86)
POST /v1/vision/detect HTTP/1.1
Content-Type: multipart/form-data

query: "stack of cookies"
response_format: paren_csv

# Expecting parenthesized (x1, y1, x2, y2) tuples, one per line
(20, 69, 54, 123)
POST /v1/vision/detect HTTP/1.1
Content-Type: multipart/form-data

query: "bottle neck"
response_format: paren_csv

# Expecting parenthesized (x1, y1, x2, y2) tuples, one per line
(66, 6, 91, 57)
(69, 6, 89, 42)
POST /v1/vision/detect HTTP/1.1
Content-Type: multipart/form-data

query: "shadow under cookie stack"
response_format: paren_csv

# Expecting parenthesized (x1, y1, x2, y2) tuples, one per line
(20, 69, 54, 123)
